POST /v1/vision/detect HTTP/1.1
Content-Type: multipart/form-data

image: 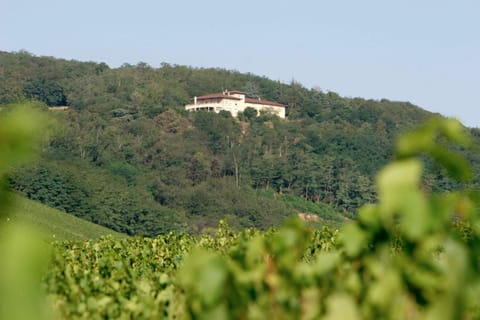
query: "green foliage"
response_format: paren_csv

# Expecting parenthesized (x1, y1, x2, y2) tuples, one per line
(176, 220, 342, 319)
(0, 103, 47, 217)
(42, 222, 340, 319)
(397, 116, 472, 182)
(9, 193, 126, 240)
(3, 53, 480, 319)
(0, 225, 53, 320)
(260, 190, 344, 228)
(241, 106, 258, 120)
(108, 161, 138, 185)
(3, 51, 480, 234)
(334, 118, 480, 319)
(177, 118, 480, 319)
(10, 163, 92, 218)
(23, 77, 68, 106)
(13, 116, 480, 319)
(10, 160, 188, 236)
(166, 177, 293, 232)
(46, 234, 193, 319)
(0, 103, 52, 320)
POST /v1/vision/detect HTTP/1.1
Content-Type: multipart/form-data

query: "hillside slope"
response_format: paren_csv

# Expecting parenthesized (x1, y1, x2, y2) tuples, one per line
(2, 50, 479, 235)
(8, 193, 126, 240)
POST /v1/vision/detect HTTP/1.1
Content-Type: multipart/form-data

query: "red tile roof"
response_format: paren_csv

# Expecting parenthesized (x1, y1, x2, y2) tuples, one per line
(196, 93, 241, 100)
(245, 97, 284, 107)
(227, 90, 246, 95)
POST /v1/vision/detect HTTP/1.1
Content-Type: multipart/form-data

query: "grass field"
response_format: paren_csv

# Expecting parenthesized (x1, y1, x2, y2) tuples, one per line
(6, 193, 126, 241)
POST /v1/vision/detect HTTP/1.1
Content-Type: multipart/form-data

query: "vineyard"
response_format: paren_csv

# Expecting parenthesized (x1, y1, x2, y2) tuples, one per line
(31, 212, 480, 319)
(40, 223, 333, 319)
(1, 106, 480, 319)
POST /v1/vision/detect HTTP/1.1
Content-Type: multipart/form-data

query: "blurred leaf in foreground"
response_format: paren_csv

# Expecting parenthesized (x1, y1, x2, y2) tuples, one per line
(0, 103, 52, 320)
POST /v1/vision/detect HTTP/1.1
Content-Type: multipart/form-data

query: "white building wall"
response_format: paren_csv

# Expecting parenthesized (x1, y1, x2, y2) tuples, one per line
(186, 96, 285, 118)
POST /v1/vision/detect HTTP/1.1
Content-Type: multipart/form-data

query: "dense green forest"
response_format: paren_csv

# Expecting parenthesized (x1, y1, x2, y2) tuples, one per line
(2, 50, 479, 236)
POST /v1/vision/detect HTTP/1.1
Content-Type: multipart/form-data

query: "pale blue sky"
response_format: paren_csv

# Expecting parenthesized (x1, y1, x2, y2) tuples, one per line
(2, 0, 479, 127)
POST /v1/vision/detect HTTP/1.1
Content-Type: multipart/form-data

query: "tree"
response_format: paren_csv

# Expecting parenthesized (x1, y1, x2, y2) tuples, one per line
(187, 152, 210, 185)
(242, 107, 258, 120)
(243, 81, 260, 98)
(23, 78, 68, 106)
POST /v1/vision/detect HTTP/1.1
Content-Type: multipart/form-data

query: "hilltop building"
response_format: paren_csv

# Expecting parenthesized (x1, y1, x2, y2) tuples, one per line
(185, 90, 286, 118)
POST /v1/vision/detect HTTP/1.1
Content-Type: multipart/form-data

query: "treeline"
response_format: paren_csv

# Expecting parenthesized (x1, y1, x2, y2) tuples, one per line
(2, 50, 479, 235)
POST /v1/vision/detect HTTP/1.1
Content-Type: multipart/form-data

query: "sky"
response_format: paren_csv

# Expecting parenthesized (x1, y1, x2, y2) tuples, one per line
(2, 0, 479, 127)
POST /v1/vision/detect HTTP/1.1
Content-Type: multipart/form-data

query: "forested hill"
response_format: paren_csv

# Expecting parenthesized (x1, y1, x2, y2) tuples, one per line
(2, 50, 479, 236)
